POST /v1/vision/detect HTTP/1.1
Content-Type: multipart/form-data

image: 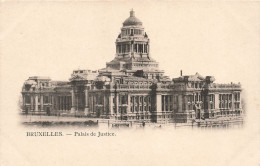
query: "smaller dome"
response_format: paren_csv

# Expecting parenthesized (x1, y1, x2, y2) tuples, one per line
(123, 10, 142, 26)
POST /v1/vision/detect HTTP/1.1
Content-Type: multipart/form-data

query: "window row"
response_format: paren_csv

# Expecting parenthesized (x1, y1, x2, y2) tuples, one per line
(162, 95, 173, 111)
(219, 94, 232, 101)
(121, 29, 144, 36)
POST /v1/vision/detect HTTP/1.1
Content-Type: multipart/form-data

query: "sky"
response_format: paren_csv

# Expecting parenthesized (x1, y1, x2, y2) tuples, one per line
(1, 1, 259, 83)
(1, 1, 260, 100)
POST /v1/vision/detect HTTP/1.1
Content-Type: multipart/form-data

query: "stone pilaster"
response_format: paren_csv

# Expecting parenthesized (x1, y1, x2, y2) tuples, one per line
(156, 94, 162, 112)
(183, 95, 187, 112)
(215, 93, 219, 109)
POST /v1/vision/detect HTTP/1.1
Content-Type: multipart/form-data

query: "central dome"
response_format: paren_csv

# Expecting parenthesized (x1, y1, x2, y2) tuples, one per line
(123, 10, 142, 26)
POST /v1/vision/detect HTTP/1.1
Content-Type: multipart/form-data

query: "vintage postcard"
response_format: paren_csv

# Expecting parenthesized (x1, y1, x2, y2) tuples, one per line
(0, 1, 259, 166)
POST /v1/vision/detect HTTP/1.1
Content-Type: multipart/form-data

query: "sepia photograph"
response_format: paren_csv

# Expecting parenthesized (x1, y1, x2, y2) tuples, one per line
(0, 1, 259, 166)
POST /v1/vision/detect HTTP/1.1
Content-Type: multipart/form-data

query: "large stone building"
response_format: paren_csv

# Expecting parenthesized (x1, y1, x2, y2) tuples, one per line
(21, 10, 243, 123)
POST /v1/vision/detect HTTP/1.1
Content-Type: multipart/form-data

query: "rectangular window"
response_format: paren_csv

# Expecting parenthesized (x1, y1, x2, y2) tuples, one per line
(229, 102, 232, 108)
(135, 96, 139, 104)
(118, 45, 121, 53)
(134, 44, 137, 52)
(25, 96, 31, 104)
(229, 94, 232, 100)
(44, 96, 49, 103)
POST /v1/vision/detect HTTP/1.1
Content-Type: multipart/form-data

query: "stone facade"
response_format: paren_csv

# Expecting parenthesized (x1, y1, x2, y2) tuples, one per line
(21, 10, 243, 123)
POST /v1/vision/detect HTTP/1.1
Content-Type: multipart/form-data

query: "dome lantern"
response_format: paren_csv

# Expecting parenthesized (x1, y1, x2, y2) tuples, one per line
(123, 9, 142, 26)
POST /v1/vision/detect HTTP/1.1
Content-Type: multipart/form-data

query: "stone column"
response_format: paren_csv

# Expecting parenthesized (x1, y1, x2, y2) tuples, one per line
(109, 93, 114, 116)
(64, 96, 66, 111)
(35, 95, 38, 112)
(231, 93, 235, 111)
(61, 96, 63, 111)
(57, 96, 60, 111)
(168, 95, 171, 111)
(133, 96, 135, 112)
(103, 95, 106, 116)
(22, 95, 25, 111)
(127, 94, 131, 114)
(51, 95, 54, 112)
(115, 94, 119, 116)
(84, 86, 89, 115)
(65, 96, 67, 111)
(40, 95, 43, 111)
(70, 89, 76, 113)
(30, 95, 34, 111)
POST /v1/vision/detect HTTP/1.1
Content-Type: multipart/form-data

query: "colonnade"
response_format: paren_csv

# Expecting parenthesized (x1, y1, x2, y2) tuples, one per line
(116, 43, 149, 54)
